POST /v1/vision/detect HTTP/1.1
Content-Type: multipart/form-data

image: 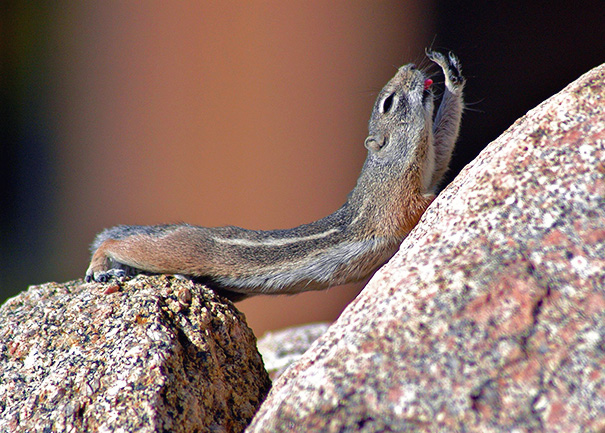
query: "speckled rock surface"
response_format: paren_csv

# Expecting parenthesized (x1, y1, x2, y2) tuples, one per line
(257, 323, 330, 380)
(247, 64, 605, 433)
(0, 275, 271, 433)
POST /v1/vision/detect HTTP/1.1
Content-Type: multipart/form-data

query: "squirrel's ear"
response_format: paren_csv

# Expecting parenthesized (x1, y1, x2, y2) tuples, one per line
(364, 135, 388, 152)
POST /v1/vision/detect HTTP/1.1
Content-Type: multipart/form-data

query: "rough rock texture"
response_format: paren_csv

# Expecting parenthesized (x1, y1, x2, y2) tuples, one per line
(247, 64, 605, 432)
(257, 323, 330, 380)
(0, 275, 271, 433)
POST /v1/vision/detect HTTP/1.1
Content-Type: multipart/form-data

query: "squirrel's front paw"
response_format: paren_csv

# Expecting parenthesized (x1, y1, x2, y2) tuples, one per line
(426, 50, 465, 92)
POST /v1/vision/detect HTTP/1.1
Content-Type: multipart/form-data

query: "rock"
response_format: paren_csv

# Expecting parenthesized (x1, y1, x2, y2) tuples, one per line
(247, 63, 605, 433)
(257, 323, 330, 380)
(0, 275, 271, 433)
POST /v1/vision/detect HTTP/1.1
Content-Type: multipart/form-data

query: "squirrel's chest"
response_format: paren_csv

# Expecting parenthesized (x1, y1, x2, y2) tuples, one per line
(362, 186, 433, 241)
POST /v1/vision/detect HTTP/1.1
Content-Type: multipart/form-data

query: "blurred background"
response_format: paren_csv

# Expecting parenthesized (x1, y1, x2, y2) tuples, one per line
(2, 2, 603, 335)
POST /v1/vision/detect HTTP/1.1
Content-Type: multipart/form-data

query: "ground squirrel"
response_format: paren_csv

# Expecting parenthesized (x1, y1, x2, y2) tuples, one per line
(86, 51, 465, 301)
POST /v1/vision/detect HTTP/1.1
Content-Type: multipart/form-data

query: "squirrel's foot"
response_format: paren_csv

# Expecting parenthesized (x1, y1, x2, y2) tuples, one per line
(426, 50, 465, 93)
(85, 244, 131, 283)
(85, 267, 126, 283)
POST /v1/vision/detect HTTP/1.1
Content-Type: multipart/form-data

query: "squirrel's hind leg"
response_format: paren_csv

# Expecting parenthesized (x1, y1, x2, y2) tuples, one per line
(85, 239, 142, 282)
(86, 224, 186, 282)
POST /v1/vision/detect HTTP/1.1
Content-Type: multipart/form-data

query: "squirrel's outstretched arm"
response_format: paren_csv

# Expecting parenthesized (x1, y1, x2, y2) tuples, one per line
(427, 51, 465, 191)
(86, 51, 464, 301)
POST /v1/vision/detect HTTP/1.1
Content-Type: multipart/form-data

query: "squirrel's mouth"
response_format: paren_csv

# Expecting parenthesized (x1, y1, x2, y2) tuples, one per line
(421, 76, 434, 106)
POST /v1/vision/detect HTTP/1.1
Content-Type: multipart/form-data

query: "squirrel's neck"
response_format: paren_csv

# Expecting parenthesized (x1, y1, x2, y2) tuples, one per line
(346, 151, 429, 238)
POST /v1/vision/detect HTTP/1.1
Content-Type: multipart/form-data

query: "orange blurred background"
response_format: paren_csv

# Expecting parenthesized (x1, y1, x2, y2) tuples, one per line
(3, 2, 603, 336)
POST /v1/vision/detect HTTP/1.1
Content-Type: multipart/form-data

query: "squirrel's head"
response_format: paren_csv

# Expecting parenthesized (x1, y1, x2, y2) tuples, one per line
(364, 62, 435, 178)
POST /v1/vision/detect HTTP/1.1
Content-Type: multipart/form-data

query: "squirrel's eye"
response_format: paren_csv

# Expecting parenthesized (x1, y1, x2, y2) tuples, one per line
(381, 93, 395, 113)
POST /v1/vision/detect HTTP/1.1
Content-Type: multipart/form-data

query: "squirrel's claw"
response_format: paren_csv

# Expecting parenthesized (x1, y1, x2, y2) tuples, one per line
(85, 265, 126, 283)
(426, 50, 465, 92)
